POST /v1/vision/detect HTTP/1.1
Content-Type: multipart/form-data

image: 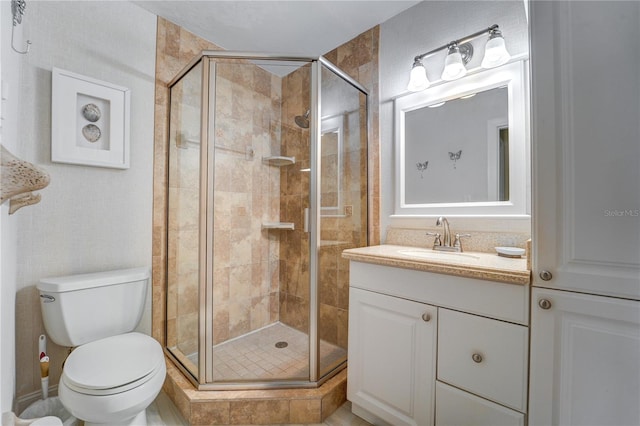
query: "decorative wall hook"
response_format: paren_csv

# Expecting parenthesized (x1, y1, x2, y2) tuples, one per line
(1, 145, 50, 214)
(448, 150, 462, 169)
(416, 161, 429, 178)
(11, 0, 32, 54)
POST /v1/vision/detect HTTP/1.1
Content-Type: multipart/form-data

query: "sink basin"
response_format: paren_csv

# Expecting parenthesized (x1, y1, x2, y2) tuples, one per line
(397, 249, 480, 262)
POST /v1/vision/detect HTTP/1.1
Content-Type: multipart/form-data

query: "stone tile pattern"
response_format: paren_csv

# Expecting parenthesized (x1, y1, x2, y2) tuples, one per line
(187, 322, 346, 381)
(277, 65, 312, 338)
(210, 62, 283, 344)
(163, 357, 349, 425)
(155, 19, 285, 359)
(166, 61, 204, 357)
(278, 28, 380, 361)
(152, 17, 224, 354)
(152, 18, 382, 424)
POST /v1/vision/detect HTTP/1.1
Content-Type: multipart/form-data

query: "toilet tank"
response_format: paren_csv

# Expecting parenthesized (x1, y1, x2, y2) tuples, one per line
(37, 267, 150, 347)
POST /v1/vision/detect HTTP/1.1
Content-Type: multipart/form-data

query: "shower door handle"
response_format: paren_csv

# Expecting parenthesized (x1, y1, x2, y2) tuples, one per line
(304, 208, 309, 233)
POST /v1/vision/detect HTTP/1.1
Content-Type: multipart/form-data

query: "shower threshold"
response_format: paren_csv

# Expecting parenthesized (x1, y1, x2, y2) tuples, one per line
(186, 322, 346, 382)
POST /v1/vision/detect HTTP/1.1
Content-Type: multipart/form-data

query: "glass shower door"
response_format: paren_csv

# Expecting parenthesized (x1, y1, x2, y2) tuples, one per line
(317, 61, 368, 378)
(208, 58, 314, 384)
(166, 61, 203, 379)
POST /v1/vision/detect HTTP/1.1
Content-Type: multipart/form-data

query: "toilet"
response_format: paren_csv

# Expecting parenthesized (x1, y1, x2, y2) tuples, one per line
(37, 267, 165, 426)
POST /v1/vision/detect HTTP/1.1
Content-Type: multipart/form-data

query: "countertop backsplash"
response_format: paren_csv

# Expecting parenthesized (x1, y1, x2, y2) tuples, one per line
(385, 227, 531, 255)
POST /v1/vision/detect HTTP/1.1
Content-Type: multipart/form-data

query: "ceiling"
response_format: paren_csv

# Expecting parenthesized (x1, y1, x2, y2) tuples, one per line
(135, 1, 421, 70)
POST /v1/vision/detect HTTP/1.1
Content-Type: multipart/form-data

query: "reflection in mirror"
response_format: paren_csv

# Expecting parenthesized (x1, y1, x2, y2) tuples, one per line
(320, 116, 343, 215)
(404, 86, 508, 204)
(394, 60, 529, 217)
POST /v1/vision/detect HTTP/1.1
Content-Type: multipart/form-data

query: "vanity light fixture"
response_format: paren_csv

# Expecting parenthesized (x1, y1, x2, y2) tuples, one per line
(481, 27, 511, 68)
(441, 43, 470, 81)
(407, 24, 511, 92)
(407, 58, 430, 91)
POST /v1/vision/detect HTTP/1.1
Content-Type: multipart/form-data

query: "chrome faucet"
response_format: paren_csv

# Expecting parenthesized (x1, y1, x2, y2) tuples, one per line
(436, 216, 452, 247)
(426, 216, 471, 252)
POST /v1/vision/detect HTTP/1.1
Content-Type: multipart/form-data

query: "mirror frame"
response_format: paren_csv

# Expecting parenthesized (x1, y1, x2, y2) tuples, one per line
(394, 60, 529, 217)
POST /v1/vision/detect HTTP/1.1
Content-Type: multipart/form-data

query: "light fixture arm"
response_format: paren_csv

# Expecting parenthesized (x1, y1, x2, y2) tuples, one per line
(412, 24, 499, 63)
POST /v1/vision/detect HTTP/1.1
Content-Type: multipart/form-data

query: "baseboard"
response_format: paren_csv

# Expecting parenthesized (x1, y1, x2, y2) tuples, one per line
(14, 384, 59, 414)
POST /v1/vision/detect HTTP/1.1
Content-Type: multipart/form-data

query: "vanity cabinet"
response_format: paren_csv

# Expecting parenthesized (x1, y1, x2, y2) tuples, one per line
(347, 260, 529, 426)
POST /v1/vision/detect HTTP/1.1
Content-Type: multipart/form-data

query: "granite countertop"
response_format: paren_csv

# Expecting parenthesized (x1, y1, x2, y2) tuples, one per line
(342, 244, 531, 285)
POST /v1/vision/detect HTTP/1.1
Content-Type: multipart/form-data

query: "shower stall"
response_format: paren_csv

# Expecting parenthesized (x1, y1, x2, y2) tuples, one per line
(165, 52, 368, 389)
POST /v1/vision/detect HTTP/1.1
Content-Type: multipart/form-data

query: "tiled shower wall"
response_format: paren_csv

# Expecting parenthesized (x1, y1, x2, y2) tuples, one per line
(277, 66, 312, 333)
(153, 17, 381, 364)
(161, 31, 287, 352)
(278, 29, 380, 350)
(210, 63, 283, 344)
(152, 18, 222, 350)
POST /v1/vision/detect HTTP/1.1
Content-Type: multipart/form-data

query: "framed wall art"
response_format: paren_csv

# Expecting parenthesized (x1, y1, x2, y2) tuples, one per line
(51, 67, 130, 169)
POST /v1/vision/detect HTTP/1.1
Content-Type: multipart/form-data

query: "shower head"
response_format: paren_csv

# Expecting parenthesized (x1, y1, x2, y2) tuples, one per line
(294, 110, 310, 129)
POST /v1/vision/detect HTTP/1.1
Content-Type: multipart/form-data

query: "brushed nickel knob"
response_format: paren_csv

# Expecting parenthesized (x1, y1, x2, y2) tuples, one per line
(421, 312, 431, 322)
(472, 353, 483, 363)
(538, 299, 552, 310)
(539, 270, 553, 281)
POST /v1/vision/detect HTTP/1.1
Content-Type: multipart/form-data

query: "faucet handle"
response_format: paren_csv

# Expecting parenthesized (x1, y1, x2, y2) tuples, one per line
(426, 232, 442, 246)
(453, 233, 472, 249)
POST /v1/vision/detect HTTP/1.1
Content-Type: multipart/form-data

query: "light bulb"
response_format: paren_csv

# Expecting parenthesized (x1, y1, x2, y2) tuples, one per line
(407, 61, 430, 92)
(482, 30, 511, 68)
(441, 45, 467, 81)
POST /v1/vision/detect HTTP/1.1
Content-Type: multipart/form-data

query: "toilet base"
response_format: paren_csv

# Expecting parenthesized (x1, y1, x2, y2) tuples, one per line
(85, 410, 146, 426)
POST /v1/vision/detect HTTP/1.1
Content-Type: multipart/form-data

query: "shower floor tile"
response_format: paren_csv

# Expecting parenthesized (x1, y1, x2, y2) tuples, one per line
(188, 322, 346, 382)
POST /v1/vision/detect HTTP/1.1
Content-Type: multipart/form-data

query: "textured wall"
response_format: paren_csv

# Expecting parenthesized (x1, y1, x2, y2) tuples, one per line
(1, 0, 21, 412)
(12, 1, 157, 409)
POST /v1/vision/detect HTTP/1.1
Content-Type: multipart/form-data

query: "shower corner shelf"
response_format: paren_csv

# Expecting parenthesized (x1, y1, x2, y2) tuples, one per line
(261, 222, 295, 230)
(263, 156, 295, 166)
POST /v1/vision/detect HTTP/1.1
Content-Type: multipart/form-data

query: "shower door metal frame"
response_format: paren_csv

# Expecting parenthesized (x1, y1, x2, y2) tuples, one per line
(166, 52, 370, 391)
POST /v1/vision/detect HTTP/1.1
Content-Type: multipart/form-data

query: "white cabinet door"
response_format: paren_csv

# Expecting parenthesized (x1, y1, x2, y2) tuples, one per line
(348, 287, 437, 426)
(530, 0, 640, 299)
(529, 287, 640, 426)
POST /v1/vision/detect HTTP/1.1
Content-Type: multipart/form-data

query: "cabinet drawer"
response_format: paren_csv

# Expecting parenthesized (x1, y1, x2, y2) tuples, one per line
(435, 381, 525, 426)
(437, 309, 528, 411)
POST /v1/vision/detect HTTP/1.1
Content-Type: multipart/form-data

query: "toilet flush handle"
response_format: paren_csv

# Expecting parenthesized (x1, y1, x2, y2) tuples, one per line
(40, 294, 55, 303)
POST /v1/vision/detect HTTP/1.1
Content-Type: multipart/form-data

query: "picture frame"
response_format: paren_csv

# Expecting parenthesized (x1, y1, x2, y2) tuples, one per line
(51, 67, 130, 169)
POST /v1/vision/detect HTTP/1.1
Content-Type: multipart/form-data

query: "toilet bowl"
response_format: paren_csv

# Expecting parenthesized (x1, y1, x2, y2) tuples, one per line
(58, 332, 165, 426)
(37, 268, 165, 426)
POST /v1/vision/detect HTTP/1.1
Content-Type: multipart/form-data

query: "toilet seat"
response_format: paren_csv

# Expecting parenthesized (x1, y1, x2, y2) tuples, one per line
(62, 332, 164, 396)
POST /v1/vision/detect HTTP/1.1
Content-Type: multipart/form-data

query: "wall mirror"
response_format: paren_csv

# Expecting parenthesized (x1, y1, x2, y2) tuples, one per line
(394, 60, 529, 217)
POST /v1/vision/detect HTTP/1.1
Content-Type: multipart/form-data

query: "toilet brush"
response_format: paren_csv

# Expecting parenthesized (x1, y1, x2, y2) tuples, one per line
(39, 356, 49, 400)
(39, 334, 48, 400)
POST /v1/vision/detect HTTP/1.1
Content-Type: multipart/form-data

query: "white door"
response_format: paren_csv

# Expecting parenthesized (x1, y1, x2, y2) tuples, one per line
(348, 287, 437, 426)
(530, 0, 640, 299)
(529, 287, 640, 426)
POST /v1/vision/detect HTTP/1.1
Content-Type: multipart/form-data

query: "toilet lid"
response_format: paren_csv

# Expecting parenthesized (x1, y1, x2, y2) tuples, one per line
(63, 332, 164, 392)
